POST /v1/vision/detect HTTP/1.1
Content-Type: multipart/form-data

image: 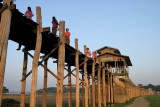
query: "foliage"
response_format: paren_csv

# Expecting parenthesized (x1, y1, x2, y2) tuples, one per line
(144, 84, 160, 92)
(146, 95, 160, 107)
(3, 86, 9, 93)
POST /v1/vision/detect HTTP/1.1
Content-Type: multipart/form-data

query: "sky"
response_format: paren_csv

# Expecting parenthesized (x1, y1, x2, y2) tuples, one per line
(3, 0, 160, 92)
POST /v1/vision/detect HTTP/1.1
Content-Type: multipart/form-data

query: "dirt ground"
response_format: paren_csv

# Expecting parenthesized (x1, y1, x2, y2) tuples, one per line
(126, 96, 149, 107)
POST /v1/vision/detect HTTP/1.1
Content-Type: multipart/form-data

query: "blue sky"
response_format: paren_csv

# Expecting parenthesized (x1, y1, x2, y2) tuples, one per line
(3, 0, 160, 92)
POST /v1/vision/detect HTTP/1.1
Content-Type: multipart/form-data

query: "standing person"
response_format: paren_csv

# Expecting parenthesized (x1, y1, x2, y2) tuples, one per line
(24, 7, 34, 20)
(52, 16, 58, 35)
(86, 48, 91, 57)
(94, 52, 97, 63)
(65, 28, 71, 44)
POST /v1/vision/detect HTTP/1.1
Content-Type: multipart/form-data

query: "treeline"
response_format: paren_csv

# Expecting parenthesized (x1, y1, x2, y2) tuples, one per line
(3, 86, 9, 93)
(36, 87, 85, 94)
(144, 84, 160, 92)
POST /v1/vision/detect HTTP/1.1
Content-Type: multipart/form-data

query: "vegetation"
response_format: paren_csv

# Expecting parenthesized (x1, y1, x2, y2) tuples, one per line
(145, 95, 160, 107)
(144, 84, 160, 92)
(3, 86, 9, 93)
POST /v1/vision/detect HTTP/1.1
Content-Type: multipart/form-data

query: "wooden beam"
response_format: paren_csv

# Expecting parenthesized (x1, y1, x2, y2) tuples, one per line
(68, 64, 72, 107)
(0, 0, 12, 106)
(110, 67, 113, 104)
(75, 39, 79, 107)
(69, 51, 82, 55)
(92, 52, 96, 107)
(42, 59, 48, 107)
(98, 61, 101, 107)
(84, 45, 88, 107)
(0, 3, 8, 14)
(102, 62, 106, 107)
(20, 52, 28, 107)
(56, 21, 65, 107)
(30, 7, 42, 107)
(32, 27, 50, 33)
(82, 73, 85, 106)
(88, 76, 91, 105)
(107, 64, 110, 103)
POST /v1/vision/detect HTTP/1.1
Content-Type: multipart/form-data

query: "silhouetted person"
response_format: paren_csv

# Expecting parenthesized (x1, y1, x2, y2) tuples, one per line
(52, 16, 58, 35)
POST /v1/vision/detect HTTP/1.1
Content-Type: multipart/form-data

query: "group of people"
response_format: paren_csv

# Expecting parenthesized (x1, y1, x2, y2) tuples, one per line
(52, 16, 71, 44)
(16, 7, 71, 50)
(86, 48, 97, 62)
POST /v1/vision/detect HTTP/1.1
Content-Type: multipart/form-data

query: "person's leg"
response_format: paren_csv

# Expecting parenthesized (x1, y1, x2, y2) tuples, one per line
(16, 43, 22, 50)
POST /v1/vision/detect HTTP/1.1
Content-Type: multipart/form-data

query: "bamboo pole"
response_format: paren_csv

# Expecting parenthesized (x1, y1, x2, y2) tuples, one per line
(92, 52, 95, 107)
(84, 45, 88, 107)
(30, 7, 42, 107)
(88, 75, 91, 105)
(20, 52, 28, 107)
(56, 21, 65, 107)
(75, 39, 79, 107)
(68, 64, 72, 107)
(42, 59, 48, 107)
(0, 1, 13, 106)
(82, 73, 85, 106)
(98, 62, 101, 107)
(102, 62, 106, 107)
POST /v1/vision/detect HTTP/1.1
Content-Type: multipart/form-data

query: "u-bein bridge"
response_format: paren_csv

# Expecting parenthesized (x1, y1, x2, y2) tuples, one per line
(0, 1, 154, 107)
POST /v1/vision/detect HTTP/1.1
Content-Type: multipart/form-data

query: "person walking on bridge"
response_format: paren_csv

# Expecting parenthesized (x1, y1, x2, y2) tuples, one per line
(52, 16, 58, 35)
(65, 28, 71, 44)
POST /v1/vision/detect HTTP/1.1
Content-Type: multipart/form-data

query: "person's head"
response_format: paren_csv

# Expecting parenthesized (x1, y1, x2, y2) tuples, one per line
(87, 48, 89, 50)
(66, 28, 69, 32)
(28, 7, 31, 11)
(52, 16, 56, 21)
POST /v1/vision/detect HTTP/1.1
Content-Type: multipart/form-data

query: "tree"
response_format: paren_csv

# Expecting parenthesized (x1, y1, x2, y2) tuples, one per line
(3, 86, 9, 93)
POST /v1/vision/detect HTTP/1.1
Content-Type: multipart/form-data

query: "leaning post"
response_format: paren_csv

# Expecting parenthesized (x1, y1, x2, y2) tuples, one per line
(92, 52, 96, 107)
(42, 59, 48, 107)
(0, 0, 13, 106)
(84, 45, 88, 107)
(56, 21, 65, 107)
(20, 52, 28, 107)
(75, 39, 79, 107)
(30, 6, 42, 107)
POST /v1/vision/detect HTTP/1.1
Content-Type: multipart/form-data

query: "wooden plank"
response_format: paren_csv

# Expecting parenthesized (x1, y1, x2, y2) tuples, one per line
(56, 21, 65, 107)
(0, 1, 12, 106)
(102, 62, 106, 107)
(20, 52, 28, 107)
(84, 45, 88, 107)
(75, 39, 79, 107)
(42, 59, 48, 107)
(97, 62, 101, 107)
(32, 27, 50, 33)
(92, 52, 96, 107)
(82, 73, 85, 106)
(68, 64, 72, 107)
(30, 7, 42, 107)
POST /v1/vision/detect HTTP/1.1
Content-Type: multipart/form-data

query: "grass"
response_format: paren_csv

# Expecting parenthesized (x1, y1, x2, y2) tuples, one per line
(145, 95, 160, 107)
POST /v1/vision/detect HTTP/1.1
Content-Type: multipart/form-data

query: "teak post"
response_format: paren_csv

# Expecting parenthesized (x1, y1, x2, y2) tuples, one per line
(107, 65, 110, 103)
(30, 7, 42, 107)
(82, 73, 85, 106)
(56, 21, 65, 107)
(92, 52, 95, 107)
(75, 39, 79, 107)
(20, 52, 28, 107)
(98, 61, 101, 107)
(88, 75, 91, 105)
(84, 45, 88, 107)
(110, 67, 113, 104)
(42, 59, 48, 107)
(0, 0, 13, 106)
(102, 62, 106, 107)
(68, 64, 72, 107)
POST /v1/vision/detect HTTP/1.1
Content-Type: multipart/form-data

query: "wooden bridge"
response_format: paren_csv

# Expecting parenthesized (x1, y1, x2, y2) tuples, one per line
(0, 0, 154, 107)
